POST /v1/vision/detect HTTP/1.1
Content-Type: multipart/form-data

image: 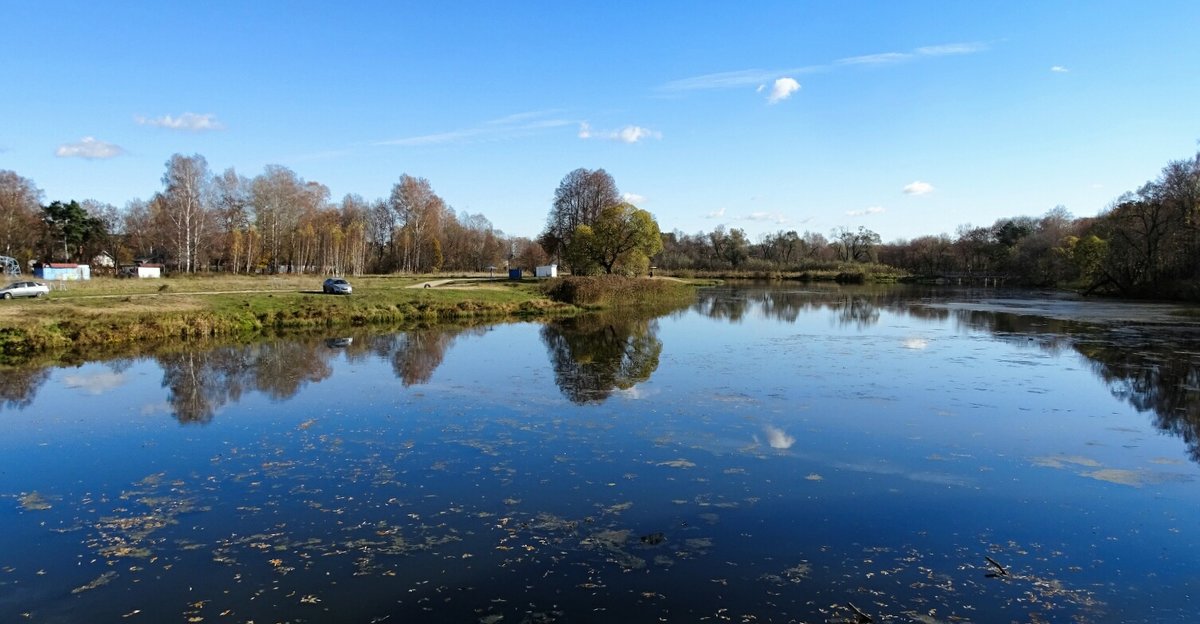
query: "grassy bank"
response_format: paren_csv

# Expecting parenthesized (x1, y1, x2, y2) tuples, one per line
(0, 273, 700, 359)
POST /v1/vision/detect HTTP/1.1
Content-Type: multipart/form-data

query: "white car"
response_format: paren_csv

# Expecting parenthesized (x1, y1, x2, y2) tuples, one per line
(322, 278, 352, 295)
(0, 281, 50, 299)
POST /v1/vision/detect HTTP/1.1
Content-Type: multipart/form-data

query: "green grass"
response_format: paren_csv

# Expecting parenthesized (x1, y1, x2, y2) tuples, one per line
(0, 273, 698, 360)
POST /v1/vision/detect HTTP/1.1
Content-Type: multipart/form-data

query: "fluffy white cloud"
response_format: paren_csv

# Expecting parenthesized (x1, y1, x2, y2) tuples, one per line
(578, 123, 662, 143)
(136, 112, 225, 131)
(705, 207, 726, 219)
(621, 192, 646, 204)
(55, 137, 124, 159)
(621, 125, 659, 143)
(903, 181, 935, 195)
(766, 77, 800, 103)
(846, 206, 886, 217)
(1050, 65, 1069, 73)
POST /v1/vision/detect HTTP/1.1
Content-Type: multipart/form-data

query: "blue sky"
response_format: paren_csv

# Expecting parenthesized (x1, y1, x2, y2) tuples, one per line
(2, 1, 1198, 241)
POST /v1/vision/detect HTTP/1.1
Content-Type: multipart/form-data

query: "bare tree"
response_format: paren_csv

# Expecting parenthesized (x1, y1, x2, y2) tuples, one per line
(0, 170, 44, 264)
(542, 168, 620, 262)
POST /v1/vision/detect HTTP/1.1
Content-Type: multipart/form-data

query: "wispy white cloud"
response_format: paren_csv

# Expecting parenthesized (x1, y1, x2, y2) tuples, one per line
(55, 137, 124, 159)
(135, 112, 224, 131)
(621, 192, 646, 204)
(903, 181, 935, 195)
(660, 41, 988, 93)
(378, 111, 573, 146)
(579, 123, 662, 143)
(1050, 65, 1069, 73)
(741, 211, 790, 224)
(705, 207, 726, 219)
(847, 205, 885, 217)
(766, 77, 801, 103)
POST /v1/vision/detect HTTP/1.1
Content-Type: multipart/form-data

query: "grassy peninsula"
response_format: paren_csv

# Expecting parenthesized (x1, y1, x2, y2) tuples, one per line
(0, 274, 698, 359)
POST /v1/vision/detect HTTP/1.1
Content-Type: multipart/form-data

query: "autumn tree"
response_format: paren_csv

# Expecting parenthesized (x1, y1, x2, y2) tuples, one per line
(0, 171, 43, 265)
(212, 168, 253, 273)
(252, 165, 308, 273)
(389, 174, 446, 272)
(161, 154, 212, 273)
(566, 203, 663, 274)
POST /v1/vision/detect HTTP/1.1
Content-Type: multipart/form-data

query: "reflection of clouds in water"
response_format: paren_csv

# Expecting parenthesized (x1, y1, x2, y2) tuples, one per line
(764, 426, 795, 449)
(833, 459, 973, 487)
(140, 401, 171, 416)
(62, 371, 128, 395)
(615, 386, 657, 400)
(902, 337, 929, 350)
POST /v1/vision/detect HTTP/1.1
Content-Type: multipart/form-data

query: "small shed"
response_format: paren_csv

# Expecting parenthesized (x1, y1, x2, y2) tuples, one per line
(121, 264, 163, 278)
(535, 264, 558, 278)
(35, 263, 91, 281)
(508, 268, 522, 280)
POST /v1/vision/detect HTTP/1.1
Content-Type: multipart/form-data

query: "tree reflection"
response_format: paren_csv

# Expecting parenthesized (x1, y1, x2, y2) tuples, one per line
(0, 367, 50, 410)
(1078, 341, 1200, 462)
(541, 313, 663, 404)
(158, 339, 333, 424)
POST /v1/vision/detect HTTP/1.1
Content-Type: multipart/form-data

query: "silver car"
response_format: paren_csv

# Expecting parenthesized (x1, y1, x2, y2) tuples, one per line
(0, 281, 50, 299)
(322, 278, 352, 295)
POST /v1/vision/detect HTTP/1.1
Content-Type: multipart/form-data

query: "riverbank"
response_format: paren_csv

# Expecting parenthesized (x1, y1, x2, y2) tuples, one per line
(0, 274, 700, 360)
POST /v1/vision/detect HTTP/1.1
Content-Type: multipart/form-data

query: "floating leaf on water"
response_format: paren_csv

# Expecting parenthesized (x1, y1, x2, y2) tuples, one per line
(71, 570, 117, 594)
(18, 492, 52, 511)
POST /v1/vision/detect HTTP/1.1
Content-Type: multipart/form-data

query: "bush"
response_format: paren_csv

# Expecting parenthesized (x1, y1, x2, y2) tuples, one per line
(541, 275, 692, 307)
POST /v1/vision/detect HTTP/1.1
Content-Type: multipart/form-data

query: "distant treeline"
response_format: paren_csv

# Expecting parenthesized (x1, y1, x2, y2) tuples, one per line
(655, 149, 1200, 299)
(3, 148, 1197, 298)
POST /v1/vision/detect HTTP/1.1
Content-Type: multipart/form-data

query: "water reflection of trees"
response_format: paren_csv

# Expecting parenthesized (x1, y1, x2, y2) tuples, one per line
(693, 285, 1200, 464)
(0, 367, 50, 410)
(159, 339, 334, 423)
(691, 285, 949, 328)
(948, 308, 1200, 463)
(541, 313, 663, 404)
(366, 327, 486, 386)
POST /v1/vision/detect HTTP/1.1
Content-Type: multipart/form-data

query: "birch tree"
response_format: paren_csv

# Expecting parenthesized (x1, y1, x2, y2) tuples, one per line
(161, 154, 212, 273)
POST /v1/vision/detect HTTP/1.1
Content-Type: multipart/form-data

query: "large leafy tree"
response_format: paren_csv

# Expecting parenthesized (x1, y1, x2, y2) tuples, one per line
(567, 202, 663, 274)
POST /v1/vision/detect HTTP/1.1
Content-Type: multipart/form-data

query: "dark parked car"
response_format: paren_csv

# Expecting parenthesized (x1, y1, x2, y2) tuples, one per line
(323, 278, 352, 295)
(0, 281, 49, 299)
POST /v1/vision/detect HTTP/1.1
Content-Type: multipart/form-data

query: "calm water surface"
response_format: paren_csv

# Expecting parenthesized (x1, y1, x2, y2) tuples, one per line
(2, 285, 1198, 623)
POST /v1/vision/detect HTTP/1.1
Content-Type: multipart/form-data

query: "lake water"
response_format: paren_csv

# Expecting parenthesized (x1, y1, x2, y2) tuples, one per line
(2, 284, 1198, 623)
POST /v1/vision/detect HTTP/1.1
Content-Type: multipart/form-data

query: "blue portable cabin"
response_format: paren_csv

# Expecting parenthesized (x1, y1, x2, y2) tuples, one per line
(35, 263, 91, 281)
